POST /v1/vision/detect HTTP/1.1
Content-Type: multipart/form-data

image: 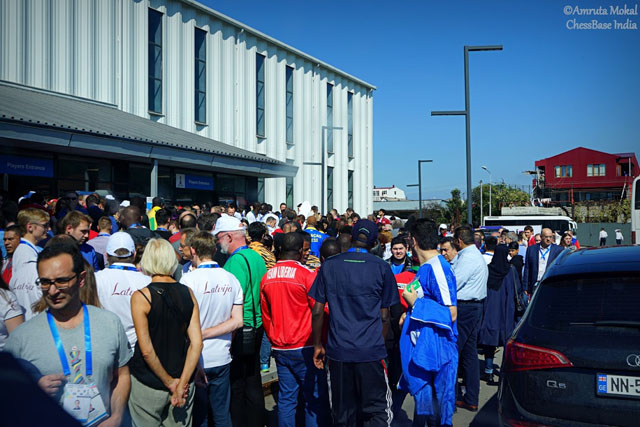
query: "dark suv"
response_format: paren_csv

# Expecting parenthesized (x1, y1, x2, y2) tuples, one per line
(498, 246, 640, 427)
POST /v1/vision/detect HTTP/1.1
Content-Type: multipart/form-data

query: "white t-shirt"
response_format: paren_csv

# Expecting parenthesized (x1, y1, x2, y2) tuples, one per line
(0, 288, 24, 351)
(483, 252, 494, 265)
(180, 261, 243, 369)
(599, 230, 608, 239)
(9, 240, 42, 321)
(616, 231, 624, 241)
(95, 263, 151, 347)
(537, 246, 551, 282)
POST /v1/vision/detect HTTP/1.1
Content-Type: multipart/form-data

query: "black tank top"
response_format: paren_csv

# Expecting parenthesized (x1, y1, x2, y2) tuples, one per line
(130, 281, 194, 390)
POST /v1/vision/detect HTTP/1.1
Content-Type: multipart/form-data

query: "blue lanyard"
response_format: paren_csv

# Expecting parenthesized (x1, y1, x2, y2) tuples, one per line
(156, 227, 167, 231)
(46, 304, 92, 377)
(129, 223, 141, 228)
(197, 263, 219, 269)
(347, 248, 368, 253)
(231, 246, 248, 256)
(98, 233, 110, 237)
(108, 265, 138, 271)
(539, 247, 550, 260)
(20, 239, 41, 255)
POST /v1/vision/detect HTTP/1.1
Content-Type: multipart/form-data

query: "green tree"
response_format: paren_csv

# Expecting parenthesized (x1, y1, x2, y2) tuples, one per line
(472, 183, 530, 225)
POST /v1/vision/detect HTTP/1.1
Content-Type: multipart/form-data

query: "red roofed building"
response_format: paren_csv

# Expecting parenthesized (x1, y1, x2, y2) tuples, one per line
(533, 147, 638, 205)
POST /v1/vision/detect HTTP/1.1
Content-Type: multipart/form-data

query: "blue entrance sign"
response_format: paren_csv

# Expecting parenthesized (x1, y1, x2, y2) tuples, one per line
(185, 175, 213, 190)
(0, 155, 53, 178)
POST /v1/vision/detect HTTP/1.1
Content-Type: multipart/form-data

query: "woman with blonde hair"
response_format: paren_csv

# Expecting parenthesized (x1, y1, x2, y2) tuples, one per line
(129, 238, 203, 426)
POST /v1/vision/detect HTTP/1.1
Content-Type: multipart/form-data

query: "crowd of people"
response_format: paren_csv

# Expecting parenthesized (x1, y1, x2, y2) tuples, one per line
(0, 190, 575, 426)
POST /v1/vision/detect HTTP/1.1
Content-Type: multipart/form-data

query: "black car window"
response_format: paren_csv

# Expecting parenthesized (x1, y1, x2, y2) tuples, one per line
(529, 276, 640, 335)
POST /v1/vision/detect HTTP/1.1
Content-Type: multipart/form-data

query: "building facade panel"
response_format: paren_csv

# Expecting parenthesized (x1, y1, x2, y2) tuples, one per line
(1, 0, 374, 214)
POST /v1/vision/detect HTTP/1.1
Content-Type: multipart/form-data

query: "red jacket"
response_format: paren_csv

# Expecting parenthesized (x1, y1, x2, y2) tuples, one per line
(261, 260, 316, 350)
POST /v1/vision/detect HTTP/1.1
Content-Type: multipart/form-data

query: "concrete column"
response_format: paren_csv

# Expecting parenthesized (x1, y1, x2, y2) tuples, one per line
(150, 159, 158, 197)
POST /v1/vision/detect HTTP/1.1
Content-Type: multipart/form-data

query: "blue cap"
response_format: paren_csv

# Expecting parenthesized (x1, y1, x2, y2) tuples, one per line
(351, 219, 378, 246)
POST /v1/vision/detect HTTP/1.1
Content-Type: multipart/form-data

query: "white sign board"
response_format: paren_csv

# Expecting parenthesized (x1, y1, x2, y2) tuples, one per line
(176, 173, 185, 189)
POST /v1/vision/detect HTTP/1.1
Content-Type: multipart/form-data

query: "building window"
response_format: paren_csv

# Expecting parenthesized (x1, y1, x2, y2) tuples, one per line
(348, 170, 354, 208)
(148, 8, 163, 114)
(286, 176, 293, 208)
(587, 163, 606, 177)
(347, 92, 353, 158)
(327, 83, 333, 153)
(555, 165, 572, 177)
(194, 28, 207, 124)
(327, 167, 333, 211)
(286, 66, 294, 144)
(256, 53, 266, 137)
(257, 177, 265, 201)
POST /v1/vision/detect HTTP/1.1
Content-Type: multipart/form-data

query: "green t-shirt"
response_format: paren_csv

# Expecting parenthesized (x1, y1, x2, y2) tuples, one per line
(224, 248, 267, 327)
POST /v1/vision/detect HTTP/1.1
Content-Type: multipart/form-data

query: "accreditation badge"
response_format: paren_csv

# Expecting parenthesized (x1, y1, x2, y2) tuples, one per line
(85, 382, 108, 427)
(62, 383, 91, 423)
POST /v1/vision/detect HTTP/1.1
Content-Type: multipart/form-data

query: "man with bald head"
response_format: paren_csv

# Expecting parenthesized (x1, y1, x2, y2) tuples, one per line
(522, 227, 563, 296)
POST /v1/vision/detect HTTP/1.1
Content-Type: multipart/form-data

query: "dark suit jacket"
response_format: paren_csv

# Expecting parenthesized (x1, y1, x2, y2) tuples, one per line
(522, 243, 563, 293)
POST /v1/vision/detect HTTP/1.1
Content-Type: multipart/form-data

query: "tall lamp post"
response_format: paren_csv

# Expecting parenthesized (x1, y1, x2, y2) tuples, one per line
(417, 160, 433, 218)
(482, 165, 492, 217)
(431, 45, 503, 225)
(479, 180, 483, 226)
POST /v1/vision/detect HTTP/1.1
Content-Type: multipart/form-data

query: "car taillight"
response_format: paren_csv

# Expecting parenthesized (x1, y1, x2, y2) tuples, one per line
(503, 340, 573, 372)
(632, 231, 636, 245)
(505, 419, 551, 427)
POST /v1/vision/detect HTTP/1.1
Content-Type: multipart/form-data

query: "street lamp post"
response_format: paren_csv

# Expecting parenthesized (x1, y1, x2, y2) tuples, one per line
(431, 45, 503, 225)
(480, 180, 483, 226)
(417, 160, 433, 218)
(482, 165, 492, 217)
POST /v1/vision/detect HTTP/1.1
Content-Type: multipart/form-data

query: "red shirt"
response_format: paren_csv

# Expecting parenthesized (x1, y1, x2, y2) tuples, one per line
(169, 231, 182, 244)
(261, 260, 316, 350)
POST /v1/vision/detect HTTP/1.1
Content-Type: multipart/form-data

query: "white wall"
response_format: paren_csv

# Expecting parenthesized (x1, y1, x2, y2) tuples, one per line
(0, 0, 374, 215)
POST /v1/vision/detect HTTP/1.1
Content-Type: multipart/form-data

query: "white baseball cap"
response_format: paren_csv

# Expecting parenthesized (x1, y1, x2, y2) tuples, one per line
(106, 232, 136, 257)
(439, 224, 448, 230)
(213, 215, 245, 236)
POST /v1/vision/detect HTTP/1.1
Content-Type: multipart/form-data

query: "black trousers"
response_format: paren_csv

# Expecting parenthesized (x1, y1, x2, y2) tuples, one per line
(230, 326, 265, 427)
(327, 359, 392, 427)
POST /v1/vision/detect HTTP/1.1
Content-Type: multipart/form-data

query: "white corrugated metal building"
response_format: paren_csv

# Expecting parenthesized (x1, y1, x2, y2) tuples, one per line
(0, 0, 375, 215)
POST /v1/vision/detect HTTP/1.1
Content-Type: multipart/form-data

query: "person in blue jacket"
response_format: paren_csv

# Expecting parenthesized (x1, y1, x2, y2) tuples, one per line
(399, 219, 458, 427)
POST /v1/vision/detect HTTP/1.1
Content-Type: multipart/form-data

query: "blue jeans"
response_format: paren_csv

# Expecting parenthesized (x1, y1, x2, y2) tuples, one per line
(456, 302, 483, 406)
(201, 363, 232, 427)
(260, 333, 272, 366)
(273, 347, 329, 427)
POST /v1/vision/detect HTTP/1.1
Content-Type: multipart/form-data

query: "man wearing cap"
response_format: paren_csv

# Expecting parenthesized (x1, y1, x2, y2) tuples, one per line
(439, 224, 450, 238)
(309, 219, 399, 426)
(95, 232, 151, 348)
(305, 216, 328, 259)
(214, 215, 267, 427)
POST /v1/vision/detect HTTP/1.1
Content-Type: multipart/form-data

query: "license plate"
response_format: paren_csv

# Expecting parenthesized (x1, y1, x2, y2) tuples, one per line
(597, 374, 640, 399)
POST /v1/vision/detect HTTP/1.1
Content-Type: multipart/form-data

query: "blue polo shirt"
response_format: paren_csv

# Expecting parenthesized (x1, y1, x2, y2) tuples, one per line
(305, 227, 328, 258)
(309, 248, 399, 362)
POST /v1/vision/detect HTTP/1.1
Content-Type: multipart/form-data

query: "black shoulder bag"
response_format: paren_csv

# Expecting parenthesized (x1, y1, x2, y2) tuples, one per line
(231, 253, 258, 356)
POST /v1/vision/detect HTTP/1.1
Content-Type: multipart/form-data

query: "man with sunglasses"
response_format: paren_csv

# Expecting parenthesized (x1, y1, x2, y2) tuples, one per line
(10, 208, 50, 320)
(5, 242, 131, 426)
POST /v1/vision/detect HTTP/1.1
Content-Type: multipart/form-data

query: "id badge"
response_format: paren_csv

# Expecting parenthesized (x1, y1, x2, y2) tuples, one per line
(85, 383, 109, 427)
(62, 384, 92, 423)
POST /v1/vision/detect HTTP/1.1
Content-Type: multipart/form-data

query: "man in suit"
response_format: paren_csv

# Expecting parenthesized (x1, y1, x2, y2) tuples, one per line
(522, 227, 563, 295)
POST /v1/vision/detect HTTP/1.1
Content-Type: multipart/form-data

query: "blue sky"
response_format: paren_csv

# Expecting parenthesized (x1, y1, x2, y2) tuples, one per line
(205, 0, 640, 200)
